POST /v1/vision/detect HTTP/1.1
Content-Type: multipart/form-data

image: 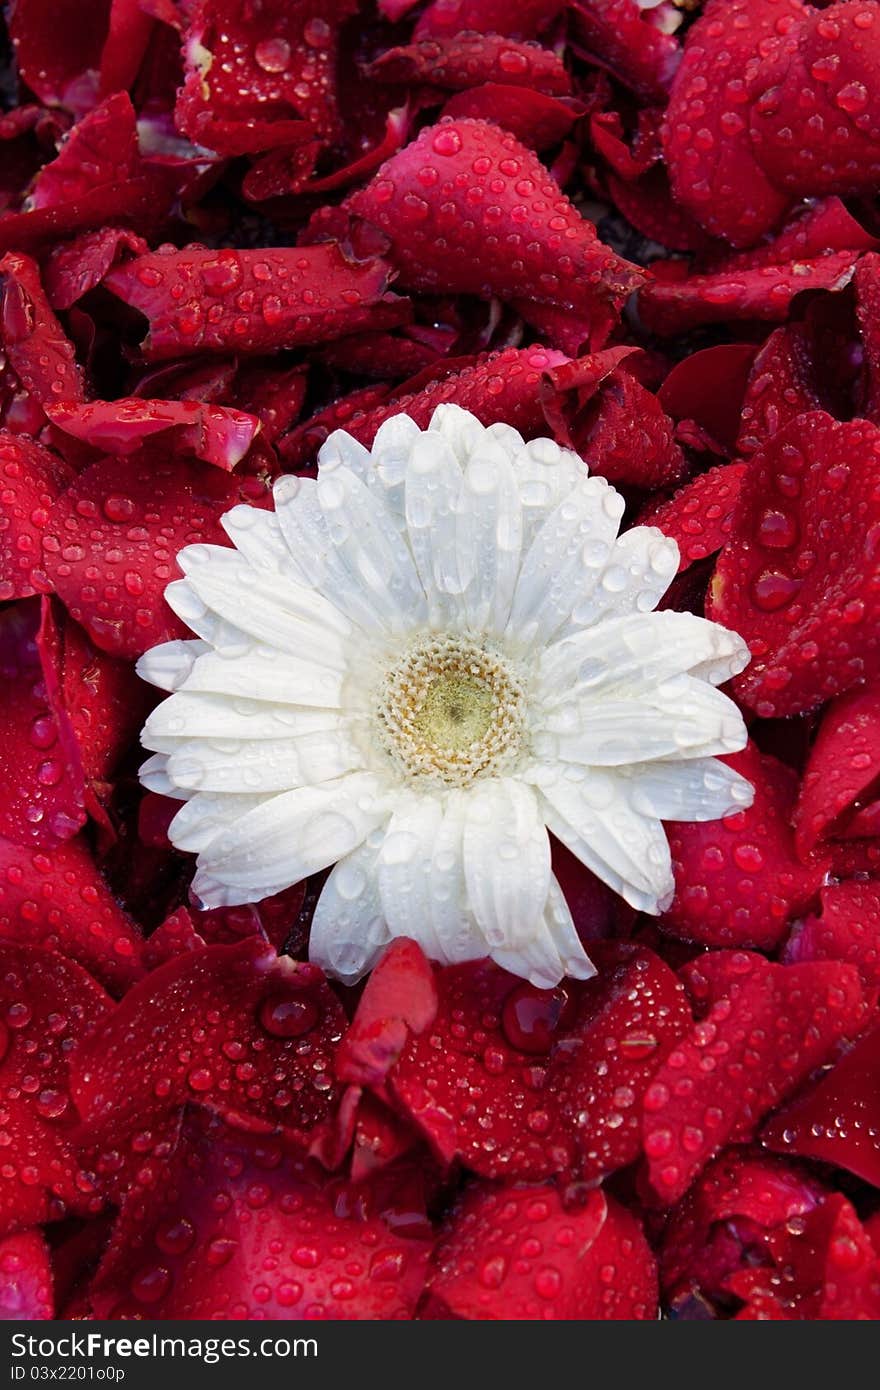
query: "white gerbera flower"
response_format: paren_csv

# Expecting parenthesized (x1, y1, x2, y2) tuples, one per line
(137, 406, 753, 988)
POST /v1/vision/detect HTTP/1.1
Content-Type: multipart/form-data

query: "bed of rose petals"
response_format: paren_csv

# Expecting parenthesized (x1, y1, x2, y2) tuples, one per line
(1, 0, 880, 1323)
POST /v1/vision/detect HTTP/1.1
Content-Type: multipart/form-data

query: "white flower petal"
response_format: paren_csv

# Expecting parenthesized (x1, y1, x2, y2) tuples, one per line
(138, 752, 187, 798)
(193, 772, 385, 906)
(143, 691, 351, 745)
(174, 647, 348, 706)
(426, 790, 487, 964)
(429, 403, 487, 464)
(309, 836, 392, 985)
(220, 505, 291, 572)
(165, 729, 365, 793)
(370, 414, 422, 516)
(543, 876, 597, 981)
(317, 463, 428, 632)
(377, 794, 446, 961)
(538, 611, 751, 702)
(457, 436, 523, 633)
(565, 525, 679, 634)
(404, 432, 470, 617)
(529, 762, 673, 913)
(462, 779, 551, 953)
(135, 639, 208, 692)
(533, 679, 748, 765)
(514, 437, 586, 549)
(168, 790, 268, 852)
(507, 474, 623, 647)
(622, 758, 755, 822)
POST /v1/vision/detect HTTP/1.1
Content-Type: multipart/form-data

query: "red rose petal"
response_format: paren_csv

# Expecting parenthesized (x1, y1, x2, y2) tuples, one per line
(71, 938, 345, 1147)
(0, 1229, 53, 1320)
(44, 227, 147, 312)
(763, 1021, 880, 1187)
(0, 252, 85, 416)
(46, 398, 260, 471)
(855, 251, 880, 419)
(784, 879, 880, 990)
(8, 0, 108, 109)
(0, 833, 143, 993)
(562, 359, 686, 490)
(0, 943, 112, 1236)
(658, 345, 758, 457)
(175, 0, 358, 155)
(794, 681, 880, 855)
(31, 93, 139, 210)
(41, 450, 271, 659)
(89, 1114, 431, 1319)
(348, 118, 644, 351)
(662, 0, 802, 246)
(336, 938, 439, 1091)
(661, 743, 827, 951)
(414, 0, 564, 40)
(709, 410, 880, 717)
(736, 324, 824, 457)
(571, 0, 681, 102)
(441, 85, 581, 151)
(141, 907, 206, 972)
(427, 1184, 657, 1320)
(0, 433, 73, 602)
(369, 34, 572, 96)
(643, 952, 867, 1204)
(642, 462, 749, 572)
(0, 600, 86, 849)
(104, 243, 403, 360)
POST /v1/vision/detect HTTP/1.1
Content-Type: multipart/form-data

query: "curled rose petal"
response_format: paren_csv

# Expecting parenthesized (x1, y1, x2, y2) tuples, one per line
(368, 34, 572, 96)
(426, 1184, 657, 1320)
(784, 879, 880, 990)
(794, 681, 880, 855)
(41, 451, 271, 659)
(44, 227, 148, 311)
(336, 938, 438, 1092)
(0, 1230, 53, 1320)
(642, 462, 749, 572)
(736, 324, 825, 457)
(46, 399, 261, 471)
(0, 433, 73, 602)
(570, 0, 681, 102)
(0, 253, 85, 416)
(30, 93, 139, 209)
(103, 243, 403, 360)
(441, 85, 582, 151)
(657, 345, 758, 457)
(70, 938, 345, 1147)
(348, 118, 645, 350)
(660, 743, 827, 951)
(8, 0, 108, 109)
(414, 0, 565, 40)
(709, 410, 880, 717)
(643, 952, 867, 1204)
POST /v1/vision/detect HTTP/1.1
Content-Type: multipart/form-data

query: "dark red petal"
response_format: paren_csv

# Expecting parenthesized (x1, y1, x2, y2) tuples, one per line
(89, 1114, 432, 1319)
(566, 364, 686, 490)
(662, 0, 802, 246)
(660, 1149, 824, 1310)
(71, 939, 345, 1147)
(427, 1184, 657, 1320)
(641, 462, 748, 572)
(709, 410, 880, 717)
(8, 0, 109, 108)
(0, 252, 85, 415)
(794, 681, 880, 854)
(46, 398, 260, 471)
(0, 833, 143, 992)
(414, 0, 564, 40)
(643, 952, 867, 1203)
(44, 227, 148, 311)
(0, 943, 112, 1236)
(736, 324, 824, 457)
(0, 433, 73, 602)
(175, 0, 359, 155)
(763, 1021, 880, 1187)
(0, 1230, 53, 1319)
(348, 119, 644, 349)
(638, 250, 858, 336)
(0, 599, 86, 849)
(441, 85, 581, 151)
(103, 243, 402, 359)
(855, 251, 880, 419)
(660, 743, 828, 951)
(336, 938, 439, 1091)
(141, 907, 206, 971)
(369, 34, 572, 96)
(749, 1, 880, 200)
(571, 0, 681, 102)
(98, 0, 158, 97)
(41, 451, 271, 659)
(658, 345, 758, 457)
(31, 93, 139, 209)
(784, 879, 880, 990)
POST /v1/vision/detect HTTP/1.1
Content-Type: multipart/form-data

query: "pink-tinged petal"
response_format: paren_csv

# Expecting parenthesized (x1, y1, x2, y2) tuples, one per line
(0, 834, 143, 992)
(0, 1230, 53, 1320)
(763, 1022, 880, 1187)
(46, 398, 260, 471)
(0, 253, 85, 416)
(0, 943, 112, 1236)
(571, 0, 681, 102)
(661, 743, 827, 951)
(414, 0, 564, 39)
(426, 1184, 657, 1320)
(368, 34, 572, 96)
(709, 410, 880, 717)
(175, 0, 359, 154)
(89, 1113, 432, 1319)
(784, 879, 880, 990)
(441, 86, 581, 151)
(748, 2, 880, 200)
(642, 462, 748, 573)
(638, 250, 859, 336)
(0, 600, 86, 849)
(0, 434, 73, 602)
(794, 681, 880, 855)
(103, 243, 403, 359)
(71, 939, 345, 1148)
(336, 939, 439, 1092)
(348, 119, 644, 350)
(662, 0, 803, 246)
(660, 1149, 825, 1314)
(41, 451, 271, 659)
(643, 952, 867, 1204)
